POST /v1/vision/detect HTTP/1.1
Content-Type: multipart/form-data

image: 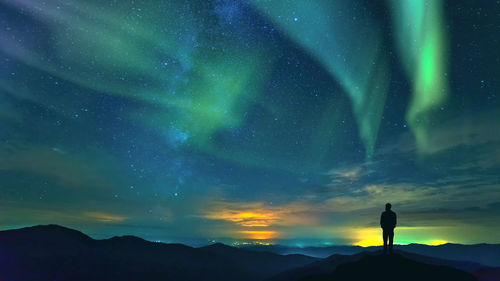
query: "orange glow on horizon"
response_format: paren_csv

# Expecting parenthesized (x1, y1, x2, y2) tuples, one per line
(239, 230, 278, 240)
(238, 212, 267, 219)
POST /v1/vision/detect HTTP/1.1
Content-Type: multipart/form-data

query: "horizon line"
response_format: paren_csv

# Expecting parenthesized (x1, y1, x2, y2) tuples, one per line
(2, 224, 498, 248)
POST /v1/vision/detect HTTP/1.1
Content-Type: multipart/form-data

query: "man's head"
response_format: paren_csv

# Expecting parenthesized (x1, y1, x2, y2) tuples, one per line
(385, 203, 392, 211)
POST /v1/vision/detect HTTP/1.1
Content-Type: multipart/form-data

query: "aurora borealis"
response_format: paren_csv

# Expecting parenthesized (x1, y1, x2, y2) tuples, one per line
(0, 0, 499, 246)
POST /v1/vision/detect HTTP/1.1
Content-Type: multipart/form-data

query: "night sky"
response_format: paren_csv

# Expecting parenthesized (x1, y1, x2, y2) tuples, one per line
(1, 0, 499, 246)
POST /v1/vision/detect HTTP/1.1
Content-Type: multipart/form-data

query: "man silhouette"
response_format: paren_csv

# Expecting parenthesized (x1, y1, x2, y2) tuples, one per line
(380, 203, 397, 254)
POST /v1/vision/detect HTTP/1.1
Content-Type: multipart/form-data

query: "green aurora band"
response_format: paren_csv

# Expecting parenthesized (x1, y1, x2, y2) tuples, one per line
(1, 0, 269, 150)
(390, 0, 449, 153)
(3, 0, 449, 159)
(252, 0, 389, 159)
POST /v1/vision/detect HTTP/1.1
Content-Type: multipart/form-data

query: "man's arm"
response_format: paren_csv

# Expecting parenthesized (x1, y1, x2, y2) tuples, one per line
(380, 213, 383, 228)
(393, 213, 397, 228)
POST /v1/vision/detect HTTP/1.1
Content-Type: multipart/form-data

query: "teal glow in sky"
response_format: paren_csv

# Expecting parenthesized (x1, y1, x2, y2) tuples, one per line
(0, 0, 499, 246)
(252, 0, 390, 159)
(391, 0, 449, 154)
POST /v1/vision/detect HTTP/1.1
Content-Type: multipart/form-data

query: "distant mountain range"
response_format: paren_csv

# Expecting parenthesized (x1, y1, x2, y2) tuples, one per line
(242, 242, 500, 267)
(0, 225, 498, 281)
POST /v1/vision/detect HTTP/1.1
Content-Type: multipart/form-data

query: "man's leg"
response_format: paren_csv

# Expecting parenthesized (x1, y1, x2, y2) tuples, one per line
(388, 230, 394, 254)
(383, 229, 388, 254)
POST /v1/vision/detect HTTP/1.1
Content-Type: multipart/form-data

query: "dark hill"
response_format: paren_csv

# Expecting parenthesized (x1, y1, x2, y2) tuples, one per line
(200, 242, 316, 279)
(268, 250, 489, 281)
(268, 252, 366, 281)
(474, 267, 500, 281)
(300, 254, 477, 281)
(0, 225, 317, 281)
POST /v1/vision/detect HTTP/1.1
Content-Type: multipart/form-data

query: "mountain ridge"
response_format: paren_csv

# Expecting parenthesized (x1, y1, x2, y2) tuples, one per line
(0, 225, 497, 281)
(0, 224, 318, 281)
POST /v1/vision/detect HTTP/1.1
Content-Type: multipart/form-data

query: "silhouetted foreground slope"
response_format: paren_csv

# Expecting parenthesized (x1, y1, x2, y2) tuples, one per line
(268, 250, 489, 281)
(300, 254, 477, 281)
(474, 267, 500, 281)
(0, 225, 317, 281)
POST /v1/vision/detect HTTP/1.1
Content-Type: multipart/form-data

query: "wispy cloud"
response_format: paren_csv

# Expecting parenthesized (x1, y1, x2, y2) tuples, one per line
(204, 200, 316, 225)
(0, 142, 123, 189)
(202, 199, 318, 239)
(378, 110, 500, 156)
(84, 212, 128, 223)
(0, 202, 128, 227)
